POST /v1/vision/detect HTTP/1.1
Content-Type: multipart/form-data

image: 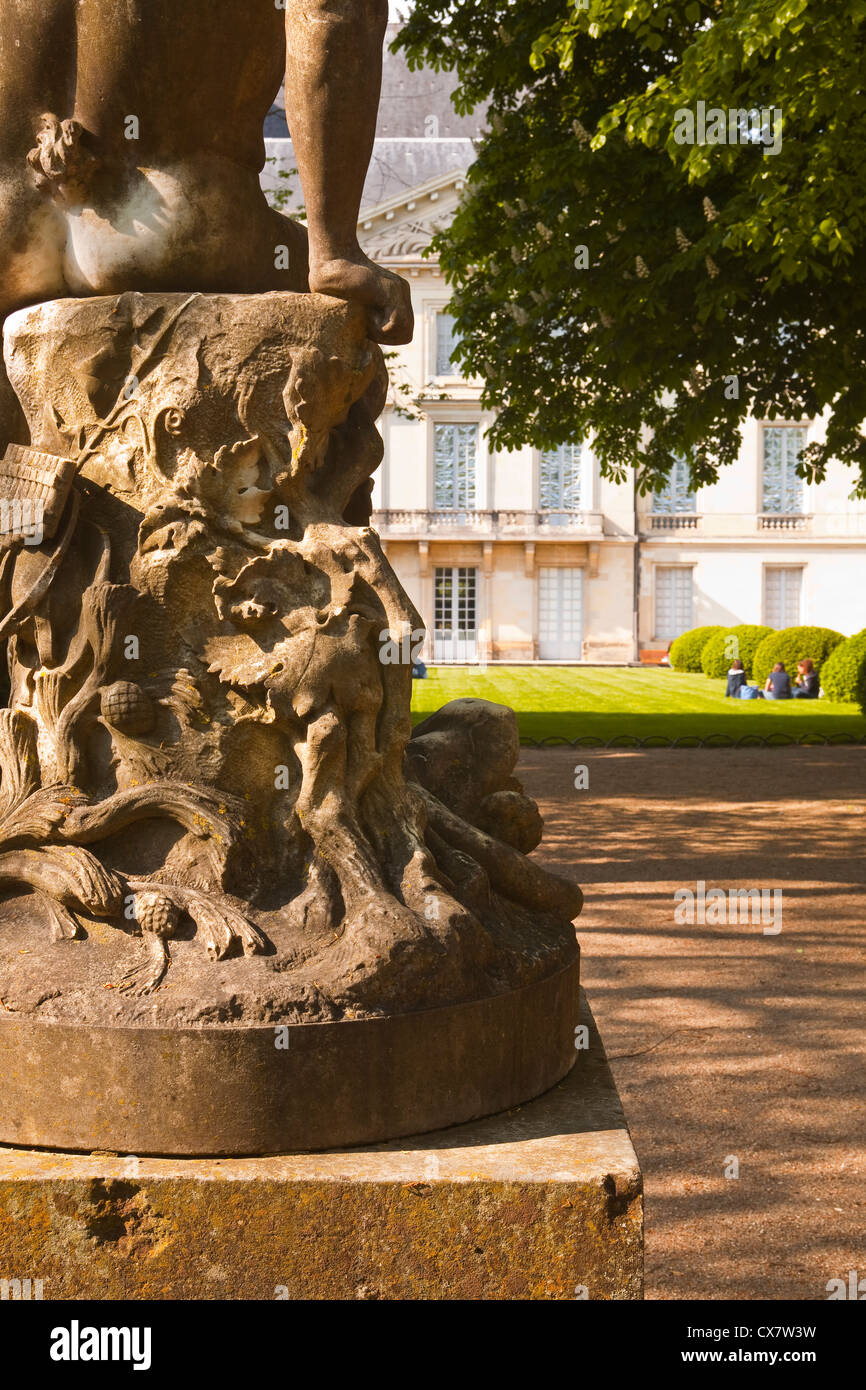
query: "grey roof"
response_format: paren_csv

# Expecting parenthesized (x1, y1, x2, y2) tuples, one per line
(363, 137, 475, 206)
(263, 137, 475, 215)
(264, 23, 485, 143)
(377, 23, 486, 139)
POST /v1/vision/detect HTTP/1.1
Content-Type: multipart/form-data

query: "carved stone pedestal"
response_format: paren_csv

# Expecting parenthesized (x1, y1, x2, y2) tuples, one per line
(0, 292, 582, 1154)
(0, 992, 642, 1299)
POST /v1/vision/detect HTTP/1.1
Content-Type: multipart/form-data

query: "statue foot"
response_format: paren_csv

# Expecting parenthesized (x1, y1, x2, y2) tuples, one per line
(308, 252, 414, 344)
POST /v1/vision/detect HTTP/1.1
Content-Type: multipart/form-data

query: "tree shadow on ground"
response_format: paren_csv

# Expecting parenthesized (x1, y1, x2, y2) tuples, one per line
(519, 746, 865, 1300)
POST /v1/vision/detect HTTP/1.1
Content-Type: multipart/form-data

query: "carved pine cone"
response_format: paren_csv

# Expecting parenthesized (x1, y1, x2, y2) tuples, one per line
(100, 681, 155, 735)
(134, 890, 180, 939)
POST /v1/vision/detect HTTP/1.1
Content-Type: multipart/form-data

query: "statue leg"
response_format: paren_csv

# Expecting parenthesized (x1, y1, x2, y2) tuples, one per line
(284, 0, 413, 344)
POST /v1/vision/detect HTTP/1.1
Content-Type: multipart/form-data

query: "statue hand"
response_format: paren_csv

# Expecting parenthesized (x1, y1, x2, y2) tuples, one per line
(309, 251, 414, 345)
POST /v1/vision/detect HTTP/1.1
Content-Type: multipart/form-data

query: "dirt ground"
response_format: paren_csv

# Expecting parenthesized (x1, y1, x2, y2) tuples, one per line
(519, 745, 865, 1302)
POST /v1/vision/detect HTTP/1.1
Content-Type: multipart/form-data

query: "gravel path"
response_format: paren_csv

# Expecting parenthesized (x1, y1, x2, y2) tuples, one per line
(519, 746, 865, 1302)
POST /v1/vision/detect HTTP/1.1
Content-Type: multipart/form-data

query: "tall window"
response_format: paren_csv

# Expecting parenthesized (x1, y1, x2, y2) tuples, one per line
(434, 567, 478, 662)
(434, 423, 477, 509)
(539, 443, 583, 511)
(538, 568, 583, 660)
(764, 567, 802, 627)
(435, 312, 460, 376)
(763, 427, 806, 514)
(652, 456, 696, 514)
(654, 567, 693, 639)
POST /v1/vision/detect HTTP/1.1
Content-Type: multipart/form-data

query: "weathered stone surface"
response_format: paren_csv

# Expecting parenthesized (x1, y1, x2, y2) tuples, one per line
(0, 291, 582, 1151)
(0, 958, 580, 1155)
(0, 992, 642, 1300)
(0, 293, 580, 1030)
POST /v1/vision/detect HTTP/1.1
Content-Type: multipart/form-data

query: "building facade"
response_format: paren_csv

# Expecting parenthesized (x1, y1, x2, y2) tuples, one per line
(265, 30, 866, 663)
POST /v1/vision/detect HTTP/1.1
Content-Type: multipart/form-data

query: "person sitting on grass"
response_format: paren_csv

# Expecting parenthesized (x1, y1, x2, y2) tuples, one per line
(738, 680, 763, 700)
(725, 658, 748, 697)
(793, 658, 820, 699)
(764, 662, 792, 700)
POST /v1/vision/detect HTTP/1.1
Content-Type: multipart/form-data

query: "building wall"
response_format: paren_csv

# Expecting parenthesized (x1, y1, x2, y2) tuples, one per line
(257, 35, 866, 664)
(347, 177, 866, 662)
(636, 414, 866, 645)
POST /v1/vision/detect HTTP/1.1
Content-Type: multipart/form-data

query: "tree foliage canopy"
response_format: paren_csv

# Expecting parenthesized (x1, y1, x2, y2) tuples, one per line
(396, 1, 866, 494)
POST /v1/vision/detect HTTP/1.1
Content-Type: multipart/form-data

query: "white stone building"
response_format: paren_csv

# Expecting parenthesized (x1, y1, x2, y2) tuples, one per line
(265, 29, 866, 664)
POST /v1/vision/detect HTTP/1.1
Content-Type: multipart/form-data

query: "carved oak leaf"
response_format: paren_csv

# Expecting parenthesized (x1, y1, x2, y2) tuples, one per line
(0, 785, 89, 849)
(0, 844, 125, 916)
(203, 629, 317, 690)
(206, 437, 273, 529)
(138, 499, 208, 557)
(213, 545, 321, 625)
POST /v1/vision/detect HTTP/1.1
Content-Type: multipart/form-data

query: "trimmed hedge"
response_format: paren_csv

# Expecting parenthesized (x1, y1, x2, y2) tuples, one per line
(701, 625, 774, 681)
(752, 626, 846, 687)
(669, 625, 725, 673)
(821, 631, 866, 709)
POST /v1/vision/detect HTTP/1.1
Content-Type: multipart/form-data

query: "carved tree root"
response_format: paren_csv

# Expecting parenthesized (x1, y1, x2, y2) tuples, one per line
(62, 782, 248, 880)
(417, 786, 584, 922)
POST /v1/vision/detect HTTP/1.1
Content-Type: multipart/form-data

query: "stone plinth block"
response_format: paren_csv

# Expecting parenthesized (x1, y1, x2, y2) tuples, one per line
(0, 992, 641, 1300)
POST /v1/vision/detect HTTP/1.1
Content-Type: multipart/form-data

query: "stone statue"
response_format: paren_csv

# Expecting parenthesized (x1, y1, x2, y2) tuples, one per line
(0, 0, 411, 427)
(0, 1, 583, 1154)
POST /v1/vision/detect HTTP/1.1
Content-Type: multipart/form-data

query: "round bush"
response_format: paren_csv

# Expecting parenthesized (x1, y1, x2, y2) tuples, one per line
(669, 625, 725, 672)
(752, 626, 846, 687)
(701, 625, 774, 681)
(821, 631, 866, 708)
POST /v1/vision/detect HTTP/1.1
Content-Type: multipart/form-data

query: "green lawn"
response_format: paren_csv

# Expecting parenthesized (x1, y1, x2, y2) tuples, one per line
(411, 666, 866, 745)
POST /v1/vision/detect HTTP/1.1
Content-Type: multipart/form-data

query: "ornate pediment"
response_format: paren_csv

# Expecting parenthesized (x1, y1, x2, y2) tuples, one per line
(358, 172, 466, 266)
(363, 212, 449, 260)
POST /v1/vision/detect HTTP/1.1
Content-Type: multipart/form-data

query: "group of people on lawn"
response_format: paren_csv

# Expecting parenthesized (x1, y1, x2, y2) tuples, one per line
(725, 658, 820, 701)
